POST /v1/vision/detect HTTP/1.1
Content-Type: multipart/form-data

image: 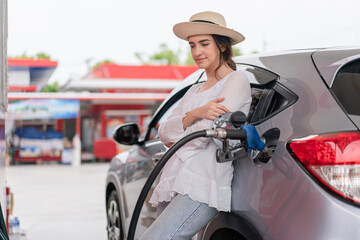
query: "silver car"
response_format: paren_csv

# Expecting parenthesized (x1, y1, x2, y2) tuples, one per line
(105, 46, 360, 240)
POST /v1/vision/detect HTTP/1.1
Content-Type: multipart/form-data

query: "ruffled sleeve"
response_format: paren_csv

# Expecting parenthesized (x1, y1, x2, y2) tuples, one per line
(159, 71, 252, 162)
(217, 71, 252, 114)
(157, 87, 193, 145)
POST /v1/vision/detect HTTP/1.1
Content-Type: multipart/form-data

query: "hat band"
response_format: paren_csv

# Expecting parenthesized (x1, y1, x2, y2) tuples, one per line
(191, 20, 218, 25)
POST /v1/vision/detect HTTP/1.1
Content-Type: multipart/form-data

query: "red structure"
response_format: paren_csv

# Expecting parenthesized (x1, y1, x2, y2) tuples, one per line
(64, 64, 199, 93)
(8, 60, 198, 162)
(29, 63, 199, 162)
(81, 64, 198, 160)
(8, 58, 57, 68)
(86, 64, 198, 80)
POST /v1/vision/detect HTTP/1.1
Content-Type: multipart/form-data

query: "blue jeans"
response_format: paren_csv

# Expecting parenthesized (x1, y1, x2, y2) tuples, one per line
(139, 194, 218, 240)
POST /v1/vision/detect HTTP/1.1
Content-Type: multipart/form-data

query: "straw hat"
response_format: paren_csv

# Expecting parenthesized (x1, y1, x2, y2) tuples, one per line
(173, 11, 245, 45)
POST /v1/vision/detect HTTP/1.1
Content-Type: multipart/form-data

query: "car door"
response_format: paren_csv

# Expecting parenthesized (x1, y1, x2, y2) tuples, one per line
(225, 65, 299, 239)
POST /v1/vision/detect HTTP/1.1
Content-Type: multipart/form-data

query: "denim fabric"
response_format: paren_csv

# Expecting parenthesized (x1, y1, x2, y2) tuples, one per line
(139, 194, 218, 240)
(156, 200, 170, 216)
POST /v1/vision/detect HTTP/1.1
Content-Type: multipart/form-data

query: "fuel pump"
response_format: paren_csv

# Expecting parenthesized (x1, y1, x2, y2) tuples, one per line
(127, 111, 270, 240)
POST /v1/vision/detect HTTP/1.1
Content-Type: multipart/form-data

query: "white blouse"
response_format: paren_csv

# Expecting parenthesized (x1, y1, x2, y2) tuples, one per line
(149, 70, 252, 212)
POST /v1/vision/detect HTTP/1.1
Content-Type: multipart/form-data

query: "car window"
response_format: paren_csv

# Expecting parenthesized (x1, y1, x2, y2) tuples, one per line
(143, 72, 206, 142)
(148, 99, 181, 140)
(331, 59, 360, 116)
(144, 85, 199, 141)
(158, 100, 180, 126)
(235, 64, 298, 124)
(248, 83, 297, 124)
(236, 64, 278, 86)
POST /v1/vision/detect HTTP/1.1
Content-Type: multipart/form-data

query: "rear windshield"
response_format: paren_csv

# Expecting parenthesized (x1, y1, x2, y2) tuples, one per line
(331, 59, 360, 116)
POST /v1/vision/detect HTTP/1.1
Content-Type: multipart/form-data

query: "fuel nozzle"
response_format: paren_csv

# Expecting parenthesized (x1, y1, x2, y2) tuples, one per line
(211, 111, 249, 162)
(205, 128, 247, 140)
(241, 125, 265, 152)
(230, 111, 247, 128)
(211, 111, 270, 163)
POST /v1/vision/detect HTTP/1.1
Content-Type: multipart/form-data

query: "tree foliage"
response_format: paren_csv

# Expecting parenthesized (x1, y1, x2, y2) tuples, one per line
(42, 82, 59, 92)
(136, 43, 180, 65)
(10, 52, 52, 60)
(232, 47, 243, 57)
(150, 43, 180, 65)
(184, 51, 196, 65)
(91, 59, 116, 69)
(35, 52, 51, 59)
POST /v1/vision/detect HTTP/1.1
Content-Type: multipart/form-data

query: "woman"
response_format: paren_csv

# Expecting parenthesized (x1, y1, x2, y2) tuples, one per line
(140, 11, 252, 240)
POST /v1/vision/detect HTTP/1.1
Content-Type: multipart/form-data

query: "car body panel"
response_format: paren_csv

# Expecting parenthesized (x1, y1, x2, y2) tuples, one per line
(231, 86, 360, 239)
(311, 46, 360, 87)
(106, 47, 360, 240)
(311, 48, 360, 129)
(234, 49, 318, 80)
(106, 140, 166, 239)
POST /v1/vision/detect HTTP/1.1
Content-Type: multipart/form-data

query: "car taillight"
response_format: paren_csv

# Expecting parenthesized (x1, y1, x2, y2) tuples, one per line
(288, 131, 360, 205)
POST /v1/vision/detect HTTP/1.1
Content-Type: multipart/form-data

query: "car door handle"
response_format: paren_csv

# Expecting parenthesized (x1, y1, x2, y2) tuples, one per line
(151, 151, 166, 164)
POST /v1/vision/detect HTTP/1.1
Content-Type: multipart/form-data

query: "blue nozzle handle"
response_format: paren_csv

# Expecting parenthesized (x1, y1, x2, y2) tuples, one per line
(241, 124, 265, 152)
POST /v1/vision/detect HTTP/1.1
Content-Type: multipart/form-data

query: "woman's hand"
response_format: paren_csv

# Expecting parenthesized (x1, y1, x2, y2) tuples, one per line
(196, 97, 230, 120)
(182, 97, 229, 130)
(164, 142, 174, 148)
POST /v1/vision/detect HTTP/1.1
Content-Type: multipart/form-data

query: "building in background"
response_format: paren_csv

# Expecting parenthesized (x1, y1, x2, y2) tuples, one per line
(8, 62, 198, 163)
(7, 58, 68, 164)
(62, 63, 198, 161)
(8, 58, 57, 92)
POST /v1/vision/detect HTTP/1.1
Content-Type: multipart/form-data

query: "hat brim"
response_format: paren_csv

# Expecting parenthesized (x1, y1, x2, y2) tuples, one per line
(173, 22, 245, 45)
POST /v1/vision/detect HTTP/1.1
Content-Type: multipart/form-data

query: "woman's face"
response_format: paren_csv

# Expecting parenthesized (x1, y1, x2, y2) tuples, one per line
(188, 34, 220, 70)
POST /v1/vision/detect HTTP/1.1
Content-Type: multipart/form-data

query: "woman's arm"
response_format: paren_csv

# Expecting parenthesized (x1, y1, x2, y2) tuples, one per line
(159, 94, 229, 148)
(174, 71, 252, 161)
(158, 87, 192, 146)
(182, 97, 229, 130)
(217, 71, 252, 114)
(183, 71, 251, 136)
(159, 71, 251, 149)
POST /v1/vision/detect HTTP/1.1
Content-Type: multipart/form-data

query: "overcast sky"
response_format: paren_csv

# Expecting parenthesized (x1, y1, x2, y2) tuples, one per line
(8, 0, 360, 84)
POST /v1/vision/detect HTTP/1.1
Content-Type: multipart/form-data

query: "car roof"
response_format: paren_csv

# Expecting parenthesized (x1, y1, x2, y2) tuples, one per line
(234, 47, 360, 87)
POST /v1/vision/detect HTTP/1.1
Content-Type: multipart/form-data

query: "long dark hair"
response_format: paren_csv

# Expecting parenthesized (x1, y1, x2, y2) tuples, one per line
(212, 34, 236, 79)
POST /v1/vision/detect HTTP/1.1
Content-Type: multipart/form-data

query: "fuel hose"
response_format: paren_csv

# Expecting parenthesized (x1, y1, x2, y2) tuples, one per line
(127, 128, 247, 240)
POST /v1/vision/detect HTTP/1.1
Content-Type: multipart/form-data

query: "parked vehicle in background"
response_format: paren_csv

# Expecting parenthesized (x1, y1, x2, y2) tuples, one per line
(106, 46, 360, 240)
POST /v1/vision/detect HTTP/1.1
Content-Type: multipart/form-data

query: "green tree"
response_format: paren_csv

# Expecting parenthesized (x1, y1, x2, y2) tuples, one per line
(42, 82, 59, 92)
(91, 59, 116, 69)
(12, 52, 33, 59)
(149, 43, 180, 65)
(35, 52, 51, 59)
(11, 52, 52, 60)
(135, 52, 147, 65)
(184, 52, 195, 65)
(136, 43, 180, 65)
(232, 47, 243, 57)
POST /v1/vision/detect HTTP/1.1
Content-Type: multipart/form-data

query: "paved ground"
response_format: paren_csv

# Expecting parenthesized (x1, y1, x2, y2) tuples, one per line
(6, 162, 109, 240)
